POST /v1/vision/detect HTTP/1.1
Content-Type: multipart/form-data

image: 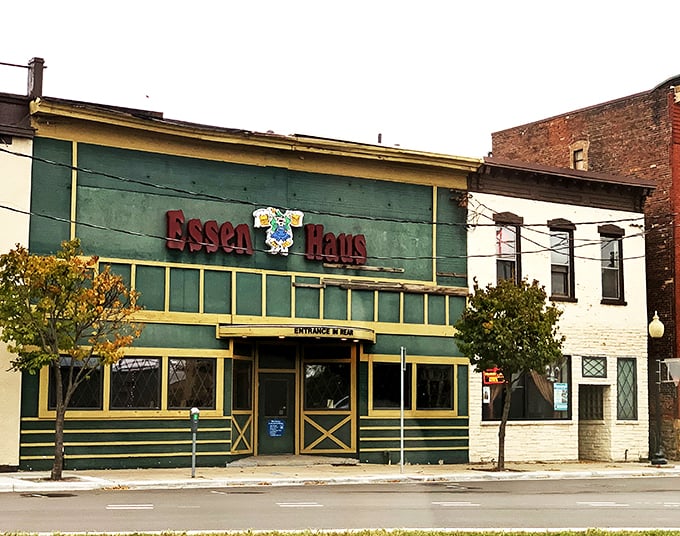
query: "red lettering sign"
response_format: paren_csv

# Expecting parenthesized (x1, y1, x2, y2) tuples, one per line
(165, 210, 253, 255)
(304, 224, 367, 265)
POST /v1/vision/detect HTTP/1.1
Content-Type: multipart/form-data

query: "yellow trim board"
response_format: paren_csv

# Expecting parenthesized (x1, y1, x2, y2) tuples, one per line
(218, 323, 376, 343)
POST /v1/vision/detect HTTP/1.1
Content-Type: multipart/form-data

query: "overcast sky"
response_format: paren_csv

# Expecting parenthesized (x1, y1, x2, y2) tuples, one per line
(3, 1, 679, 157)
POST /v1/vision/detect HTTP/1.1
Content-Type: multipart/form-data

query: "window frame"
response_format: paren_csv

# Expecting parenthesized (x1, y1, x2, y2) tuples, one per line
(481, 357, 572, 422)
(569, 140, 589, 171)
(617, 358, 638, 421)
(548, 219, 576, 302)
(40, 353, 226, 418)
(369, 355, 464, 417)
(494, 212, 523, 285)
(167, 357, 217, 410)
(47, 356, 104, 411)
(599, 224, 626, 305)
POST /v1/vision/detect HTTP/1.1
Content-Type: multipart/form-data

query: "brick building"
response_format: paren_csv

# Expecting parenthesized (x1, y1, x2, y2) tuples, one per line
(491, 76, 680, 459)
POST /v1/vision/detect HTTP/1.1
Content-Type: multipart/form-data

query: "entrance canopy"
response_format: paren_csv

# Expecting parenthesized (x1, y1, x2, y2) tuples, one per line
(218, 323, 375, 343)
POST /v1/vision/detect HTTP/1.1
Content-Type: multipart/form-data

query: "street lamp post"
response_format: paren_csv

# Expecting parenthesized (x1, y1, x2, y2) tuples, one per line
(648, 311, 667, 465)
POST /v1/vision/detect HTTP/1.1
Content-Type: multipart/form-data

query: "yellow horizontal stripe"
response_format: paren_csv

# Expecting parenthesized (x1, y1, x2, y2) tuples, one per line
(361, 436, 467, 442)
(21, 439, 230, 448)
(21, 427, 231, 435)
(360, 446, 467, 452)
(360, 414, 466, 419)
(360, 425, 466, 431)
(22, 451, 227, 460)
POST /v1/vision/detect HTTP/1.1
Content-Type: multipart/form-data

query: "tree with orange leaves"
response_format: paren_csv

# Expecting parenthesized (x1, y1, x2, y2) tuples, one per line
(0, 239, 143, 480)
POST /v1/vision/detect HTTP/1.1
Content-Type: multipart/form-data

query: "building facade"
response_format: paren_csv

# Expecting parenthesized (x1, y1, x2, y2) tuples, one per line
(466, 158, 654, 462)
(13, 95, 480, 470)
(491, 77, 680, 459)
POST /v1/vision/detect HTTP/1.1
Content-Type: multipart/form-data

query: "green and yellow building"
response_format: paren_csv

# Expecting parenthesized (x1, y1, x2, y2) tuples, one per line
(11, 94, 480, 470)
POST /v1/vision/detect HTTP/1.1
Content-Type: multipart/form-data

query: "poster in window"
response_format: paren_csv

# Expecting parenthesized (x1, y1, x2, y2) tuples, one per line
(553, 382, 568, 411)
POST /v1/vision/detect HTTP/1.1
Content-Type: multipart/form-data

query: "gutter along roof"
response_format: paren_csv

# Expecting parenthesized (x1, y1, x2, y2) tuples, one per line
(28, 97, 482, 178)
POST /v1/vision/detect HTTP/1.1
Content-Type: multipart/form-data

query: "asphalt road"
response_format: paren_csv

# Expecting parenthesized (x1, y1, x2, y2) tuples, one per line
(2, 477, 680, 532)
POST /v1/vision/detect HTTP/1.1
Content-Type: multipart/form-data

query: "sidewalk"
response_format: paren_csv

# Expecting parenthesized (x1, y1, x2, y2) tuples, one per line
(1, 457, 679, 494)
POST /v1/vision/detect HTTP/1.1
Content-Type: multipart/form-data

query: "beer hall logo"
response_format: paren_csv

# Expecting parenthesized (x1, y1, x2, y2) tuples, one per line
(253, 207, 304, 256)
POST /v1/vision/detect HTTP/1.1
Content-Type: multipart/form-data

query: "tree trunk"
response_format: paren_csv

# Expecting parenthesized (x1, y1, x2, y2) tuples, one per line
(497, 380, 513, 471)
(51, 363, 65, 481)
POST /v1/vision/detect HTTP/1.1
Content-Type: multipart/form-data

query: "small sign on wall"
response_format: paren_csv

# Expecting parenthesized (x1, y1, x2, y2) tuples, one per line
(267, 419, 286, 437)
(553, 383, 568, 411)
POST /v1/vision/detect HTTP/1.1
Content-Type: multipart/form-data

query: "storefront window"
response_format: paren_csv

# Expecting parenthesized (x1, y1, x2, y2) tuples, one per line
(48, 357, 103, 410)
(110, 357, 161, 409)
(304, 363, 350, 409)
(482, 358, 571, 420)
(232, 359, 253, 410)
(416, 364, 453, 409)
(372, 362, 412, 409)
(167, 358, 216, 409)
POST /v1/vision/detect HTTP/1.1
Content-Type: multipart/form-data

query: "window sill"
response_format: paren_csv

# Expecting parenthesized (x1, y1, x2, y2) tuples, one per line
(600, 298, 627, 306)
(480, 420, 572, 426)
(550, 296, 577, 303)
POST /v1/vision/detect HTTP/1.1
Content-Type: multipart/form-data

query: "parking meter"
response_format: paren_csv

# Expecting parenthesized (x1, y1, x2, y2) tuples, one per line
(190, 407, 200, 433)
(190, 407, 199, 477)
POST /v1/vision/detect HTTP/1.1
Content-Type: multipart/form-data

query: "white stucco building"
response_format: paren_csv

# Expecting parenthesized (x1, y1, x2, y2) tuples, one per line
(466, 158, 655, 463)
(0, 86, 35, 470)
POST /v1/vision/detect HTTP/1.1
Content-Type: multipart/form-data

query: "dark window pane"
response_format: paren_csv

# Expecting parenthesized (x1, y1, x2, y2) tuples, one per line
(48, 360, 103, 409)
(168, 358, 216, 409)
(416, 364, 453, 409)
(550, 231, 572, 297)
(304, 363, 351, 410)
(263, 379, 288, 417)
(483, 358, 571, 421)
(551, 271, 568, 296)
(372, 362, 412, 409)
(233, 359, 253, 410)
(259, 344, 296, 369)
(110, 357, 161, 409)
(497, 259, 516, 282)
(601, 238, 621, 299)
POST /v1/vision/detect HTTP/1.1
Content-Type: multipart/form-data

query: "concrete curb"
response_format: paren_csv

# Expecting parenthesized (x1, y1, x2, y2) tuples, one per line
(2, 465, 679, 493)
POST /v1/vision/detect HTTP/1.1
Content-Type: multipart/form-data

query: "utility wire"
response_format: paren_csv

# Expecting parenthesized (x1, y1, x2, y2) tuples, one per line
(0, 145, 647, 229)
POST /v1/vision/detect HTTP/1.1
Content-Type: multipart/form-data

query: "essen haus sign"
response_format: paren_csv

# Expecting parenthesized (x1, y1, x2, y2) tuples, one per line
(165, 208, 367, 265)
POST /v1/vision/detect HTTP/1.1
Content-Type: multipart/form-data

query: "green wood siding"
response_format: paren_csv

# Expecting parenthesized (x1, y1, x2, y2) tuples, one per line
(377, 292, 400, 323)
(236, 272, 262, 316)
(204, 270, 231, 314)
(266, 275, 292, 317)
(136, 324, 228, 349)
(170, 268, 199, 312)
(29, 138, 72, 254)
(428, 294, 446, 325)
(403, 294, 425, 324)
(324, 286, 347, 320)
(294, 277, 320, 318)
(136, 265, 165, 311)
(435, 186, 468, 287)
(351, 290, 374, 321)
(19, 417, 231, 471)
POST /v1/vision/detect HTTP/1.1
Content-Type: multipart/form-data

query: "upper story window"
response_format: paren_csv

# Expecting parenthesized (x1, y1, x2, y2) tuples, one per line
(599, 224, 625, 305)
(494, 212, 523, 284)
(569, 140, 589, 170)
(548, 219, 576, 301)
